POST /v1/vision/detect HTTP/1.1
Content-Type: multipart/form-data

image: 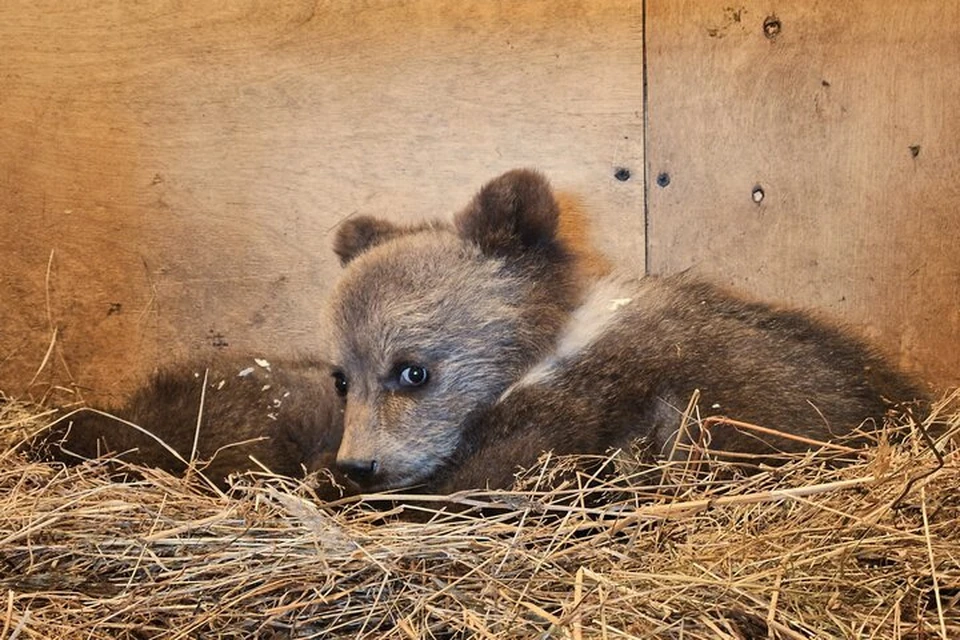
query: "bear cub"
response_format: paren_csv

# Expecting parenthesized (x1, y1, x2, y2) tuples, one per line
(35, 356, 347, 494)
(327, 169, 925, 494)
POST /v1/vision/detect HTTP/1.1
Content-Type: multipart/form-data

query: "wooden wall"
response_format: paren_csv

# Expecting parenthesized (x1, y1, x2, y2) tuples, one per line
(645, 0, 959, 386)
(1, 1, 956, 405)
(0, 1, 645, 404)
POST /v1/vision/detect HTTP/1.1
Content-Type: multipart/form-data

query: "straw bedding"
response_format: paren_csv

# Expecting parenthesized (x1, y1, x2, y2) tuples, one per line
(1, 390, 958, 639)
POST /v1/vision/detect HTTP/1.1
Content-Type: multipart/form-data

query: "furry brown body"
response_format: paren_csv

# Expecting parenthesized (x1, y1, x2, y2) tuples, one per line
(37, 356, 346, 493)
(426, 274, 925, 492)
(327, 169, 924, 493)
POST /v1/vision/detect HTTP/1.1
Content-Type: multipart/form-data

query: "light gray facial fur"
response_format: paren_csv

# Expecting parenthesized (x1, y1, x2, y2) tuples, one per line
(326, 169, 581, 490)
(329, 236, 531, 488)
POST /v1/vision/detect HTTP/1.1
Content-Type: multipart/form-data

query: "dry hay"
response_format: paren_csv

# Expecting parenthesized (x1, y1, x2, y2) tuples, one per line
(1, 390, 959, 640)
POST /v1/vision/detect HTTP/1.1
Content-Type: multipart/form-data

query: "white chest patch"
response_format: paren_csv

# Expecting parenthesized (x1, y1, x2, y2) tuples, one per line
(500, 275, 636, 400)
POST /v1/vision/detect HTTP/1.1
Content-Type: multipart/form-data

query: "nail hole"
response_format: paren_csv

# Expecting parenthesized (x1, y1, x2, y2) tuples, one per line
(752, 185, 765, 204)
(613, 167, 632, 182)
(763, 15, 781, 39)
(656, 172, 671, 188)
(909, 145, 921, 158)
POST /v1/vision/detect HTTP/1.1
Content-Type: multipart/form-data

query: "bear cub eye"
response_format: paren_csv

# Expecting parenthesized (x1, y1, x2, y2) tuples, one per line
(332, 371, 349, 396)
(397, 364, 429, 388)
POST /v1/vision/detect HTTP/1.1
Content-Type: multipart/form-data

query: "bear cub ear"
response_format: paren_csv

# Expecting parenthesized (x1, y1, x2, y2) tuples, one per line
(454, 169, 560, 257)
(334, 217, 448, 266)
(333, 216, 406, 266)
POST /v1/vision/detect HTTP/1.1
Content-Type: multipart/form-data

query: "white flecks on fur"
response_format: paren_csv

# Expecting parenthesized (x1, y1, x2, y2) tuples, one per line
(501, 275, 635, 399)
(238, 367, 255, 377)
(255, 358, 271, 370)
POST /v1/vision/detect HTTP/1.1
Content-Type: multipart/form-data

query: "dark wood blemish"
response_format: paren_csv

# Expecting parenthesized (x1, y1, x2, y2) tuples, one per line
(707, 7, 746, 38)
(208, 330, 229, 349)
(763, 15, 781, 39)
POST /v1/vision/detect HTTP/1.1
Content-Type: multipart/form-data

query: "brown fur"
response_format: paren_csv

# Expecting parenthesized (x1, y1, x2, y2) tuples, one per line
(327, 169, 586, 490)
(426, 274, 927, 492)
(35, 356, 347, 495)
(326, 169, 926, 494)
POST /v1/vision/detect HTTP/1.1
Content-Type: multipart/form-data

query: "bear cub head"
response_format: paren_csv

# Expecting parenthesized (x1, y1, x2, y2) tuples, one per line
(326, 169, 580, 491)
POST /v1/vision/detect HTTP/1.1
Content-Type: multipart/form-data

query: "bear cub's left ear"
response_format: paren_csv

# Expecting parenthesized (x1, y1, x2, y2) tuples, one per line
(454, 169, 561, 258)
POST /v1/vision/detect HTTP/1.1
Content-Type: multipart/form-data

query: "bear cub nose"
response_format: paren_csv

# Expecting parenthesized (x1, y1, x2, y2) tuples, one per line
(337, 458, 380, 485)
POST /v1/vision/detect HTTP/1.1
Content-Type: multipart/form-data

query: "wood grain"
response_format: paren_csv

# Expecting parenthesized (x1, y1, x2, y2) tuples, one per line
(3, 0, 955, 404)
(0, 1, 645, 403)
(645, 0, 960, 386)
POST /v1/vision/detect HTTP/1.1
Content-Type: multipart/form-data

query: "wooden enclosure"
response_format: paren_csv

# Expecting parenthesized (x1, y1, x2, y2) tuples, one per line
(645, 0, 960, 388)
(1, 1, 957, 405)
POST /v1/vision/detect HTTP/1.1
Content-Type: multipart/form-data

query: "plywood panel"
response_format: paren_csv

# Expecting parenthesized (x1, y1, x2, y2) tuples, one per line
(0, 1, 645, 404)
(645, 0, 960, 387)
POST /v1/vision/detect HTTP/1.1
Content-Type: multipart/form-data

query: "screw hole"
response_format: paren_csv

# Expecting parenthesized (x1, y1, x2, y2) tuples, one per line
(613, 167, 632, 182)
(763, 15, 781, 39)
(656, 172, 671, 188)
